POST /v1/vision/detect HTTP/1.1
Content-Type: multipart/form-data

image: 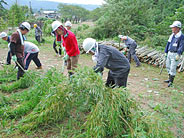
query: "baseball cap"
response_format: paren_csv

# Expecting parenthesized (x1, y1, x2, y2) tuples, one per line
(170, 21, 182, 28)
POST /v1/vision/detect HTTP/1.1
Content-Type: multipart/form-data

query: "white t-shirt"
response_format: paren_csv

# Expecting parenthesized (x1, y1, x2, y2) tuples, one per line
(24, 41, 39, 53)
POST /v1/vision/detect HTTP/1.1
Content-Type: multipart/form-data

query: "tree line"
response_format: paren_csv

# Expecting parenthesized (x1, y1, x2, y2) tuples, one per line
(0, 1, 99, 32)
(90, 0, 184, 49)
(1, 0, 184, 49)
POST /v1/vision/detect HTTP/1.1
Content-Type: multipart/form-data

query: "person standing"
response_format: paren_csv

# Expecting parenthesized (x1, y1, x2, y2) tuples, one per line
(9, 22, 31, 80)
(83, 38, 130, 88)
(52, 31, 62, 57)
(164, 21, 184, 87)
(34, 24, 42, 44)
(119, 35, 141, 67)
(24, 41, 42, 70)
(0, 32, 11, 65)
(52, 21, 80, 77)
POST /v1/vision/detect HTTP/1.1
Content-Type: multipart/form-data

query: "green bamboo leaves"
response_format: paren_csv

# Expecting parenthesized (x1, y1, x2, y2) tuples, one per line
(0, 66, 174, 137)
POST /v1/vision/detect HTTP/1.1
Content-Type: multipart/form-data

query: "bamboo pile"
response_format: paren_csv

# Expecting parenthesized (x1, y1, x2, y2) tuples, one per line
(135, 46, 184, 72)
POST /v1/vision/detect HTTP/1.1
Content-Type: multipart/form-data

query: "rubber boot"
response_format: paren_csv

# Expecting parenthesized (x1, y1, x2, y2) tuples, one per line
(168, 75, 175, 87)
(164, 74, 170, 83)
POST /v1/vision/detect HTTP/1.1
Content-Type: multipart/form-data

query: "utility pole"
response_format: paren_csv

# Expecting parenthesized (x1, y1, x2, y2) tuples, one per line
(29, 1, 33, 15)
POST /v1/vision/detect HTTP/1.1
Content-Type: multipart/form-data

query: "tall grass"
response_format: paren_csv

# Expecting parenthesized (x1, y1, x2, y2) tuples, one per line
(0, 65, 16, 83)
(0, 67, 174, 137)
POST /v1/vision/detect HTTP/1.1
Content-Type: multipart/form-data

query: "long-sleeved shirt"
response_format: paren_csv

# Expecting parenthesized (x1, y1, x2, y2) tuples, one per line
(10, 31, 24, 58)
(62, 30, 80, 57)
(24, 41, 39, 54)
(123, 36, 137, 48)
(7, 36, 10, 43)
(165, 32, 184, 55)
(94, 45, 130, 77)
(35, 26, 42, 36)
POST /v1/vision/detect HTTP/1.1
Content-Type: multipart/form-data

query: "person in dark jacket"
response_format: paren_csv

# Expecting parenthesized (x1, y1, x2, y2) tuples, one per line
(83, 38, 130, 88)
(0, 32, 11, 65)
(51, 31, 62, 56)
(164, 21, 184, 87)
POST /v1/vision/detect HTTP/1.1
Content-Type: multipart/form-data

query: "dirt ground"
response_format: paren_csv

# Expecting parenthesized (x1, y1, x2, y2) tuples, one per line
(0, 45, 183, 92)
(0, 44, 184, 137)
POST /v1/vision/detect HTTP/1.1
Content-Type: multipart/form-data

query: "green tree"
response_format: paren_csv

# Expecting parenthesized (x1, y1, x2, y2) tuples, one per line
(0, 0, 7, 17)
(91, 0, 184, 41)
(8, 3, 29, 27)
(0, 0, 8, 31)
(89, 8, 103, 21)
(58, 4, 90, 23)
(92, 0, 154, 40)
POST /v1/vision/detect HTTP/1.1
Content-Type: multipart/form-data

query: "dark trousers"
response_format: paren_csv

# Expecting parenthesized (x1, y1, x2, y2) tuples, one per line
(35, 36, 41, 43)
(105, 69, 130, 88)
(128, 44, 140, 66)
(6, 50, 11, 65)
(17, 58, 25, 80)
(53, 39, 62, 55)
(24, 52, 42, 70)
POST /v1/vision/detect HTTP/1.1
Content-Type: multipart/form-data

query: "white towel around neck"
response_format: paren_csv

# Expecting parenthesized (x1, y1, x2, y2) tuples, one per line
(168, 31, 182, 42)
(17, 29, 24, 45)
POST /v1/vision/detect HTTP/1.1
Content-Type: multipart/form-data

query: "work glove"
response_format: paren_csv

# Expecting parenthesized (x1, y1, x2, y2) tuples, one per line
(165, 53, 168, 58)
(62, 47, 66, 52)
(63, 54, 69, 61)
(92, 55, 98, 63)
(175, 54, 180, 61)
(12, 55, 17, 62)
(97, 72, 102, 77)
(122, 50, 126, 55)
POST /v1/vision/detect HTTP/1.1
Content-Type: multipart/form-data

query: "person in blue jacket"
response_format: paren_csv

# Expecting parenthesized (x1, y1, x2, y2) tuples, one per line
(0, 32, 11, 65)
(164, 21, 184, 87)
(119, 35, 141, 67)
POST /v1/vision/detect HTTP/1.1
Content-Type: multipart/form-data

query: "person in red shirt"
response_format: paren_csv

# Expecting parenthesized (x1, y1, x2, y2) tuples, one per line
(52, 21, 80, 77)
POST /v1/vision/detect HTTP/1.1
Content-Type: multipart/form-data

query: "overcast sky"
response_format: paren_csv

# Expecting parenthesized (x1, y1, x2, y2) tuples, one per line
(41, 0, 105, 5)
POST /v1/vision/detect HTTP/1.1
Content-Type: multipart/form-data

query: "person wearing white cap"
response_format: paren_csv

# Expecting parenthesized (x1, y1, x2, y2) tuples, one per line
(65, 21, 72, 30)
(9, 21, 31, 80)
(0, 32, 11, 65)
(164, 21, 184, 87)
